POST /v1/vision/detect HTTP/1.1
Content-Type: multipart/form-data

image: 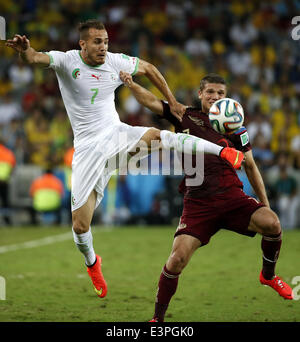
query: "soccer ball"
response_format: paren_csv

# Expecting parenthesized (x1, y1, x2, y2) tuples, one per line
(208, 98, 244, 134)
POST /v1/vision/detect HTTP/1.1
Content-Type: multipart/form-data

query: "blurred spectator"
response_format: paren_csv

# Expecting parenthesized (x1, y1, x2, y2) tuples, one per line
(229, 16, 258, 47)
(247, 79, 273, 116)
(226, 42, 252, 77)
(265, 152, 296, 193)
(0, 92, 23, 126)
(39, 71, 60, 98)
(101, 172, 120, 225)
(184, 30, 211, 58)
(62, 146, 74, 198)
(0, 139, 16, 225)
(0, 72, 13, 97)
(64, 147, 74, 169)
(0, 118, 26, 166)
(291, 133, 300, 169)
(52, 146, 74, 224)
(250, 37, 276, 71)
(142, 3, 169, 38)
(248, 52, 275, 87)
(0, 118, 23, 150)
(271, 98, 299, 153)
(247, 108, 272, 144)
(29, 168, 64, 225)
(273, 163, 299, 230)
(50, 107, 72, 165)
(107, 2, 127, 24)
(22, 84, 42, 114)
(24, 108, 53, 168)
(251, 133, 274, 170)
(275, 41, 299, 86)
(8, 59, 33, 94)
(125, 172, 165, 224)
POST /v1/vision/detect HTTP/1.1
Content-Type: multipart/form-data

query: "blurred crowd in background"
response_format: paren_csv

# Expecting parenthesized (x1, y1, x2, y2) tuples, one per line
(0, 0, 300, 229)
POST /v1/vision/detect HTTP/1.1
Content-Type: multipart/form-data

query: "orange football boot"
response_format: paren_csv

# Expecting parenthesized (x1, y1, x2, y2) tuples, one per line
(149, 318, 159, 322)
(260, 271, 293, 300)
(87, 255, 107, 298)
(220, 147, 244, 169)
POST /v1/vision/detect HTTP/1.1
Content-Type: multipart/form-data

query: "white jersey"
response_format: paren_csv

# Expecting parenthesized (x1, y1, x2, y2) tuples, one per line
(45, 49, 151, 211)
(45, 50, 139, 149)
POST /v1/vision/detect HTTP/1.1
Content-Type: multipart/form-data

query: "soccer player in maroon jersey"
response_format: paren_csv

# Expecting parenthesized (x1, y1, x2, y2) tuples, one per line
(119, 72, 294, 322)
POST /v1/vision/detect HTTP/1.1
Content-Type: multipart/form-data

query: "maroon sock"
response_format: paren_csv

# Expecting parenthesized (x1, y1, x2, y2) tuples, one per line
(153, 265, 181, 322)
(261, 232, 282, 280)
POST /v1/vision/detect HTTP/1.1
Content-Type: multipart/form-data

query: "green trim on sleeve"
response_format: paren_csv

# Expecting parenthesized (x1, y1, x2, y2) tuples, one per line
(131, 57, 140, 76)
(43, 52, 54, 65)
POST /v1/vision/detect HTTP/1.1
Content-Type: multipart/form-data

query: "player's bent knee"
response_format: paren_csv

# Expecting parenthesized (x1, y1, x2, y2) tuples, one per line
(72, 216, 90, 235)
(168, 252, 189, 273)
(262, 213, 281, 236)
(268, 217, 281, 235)
(250, 207, 281, 236)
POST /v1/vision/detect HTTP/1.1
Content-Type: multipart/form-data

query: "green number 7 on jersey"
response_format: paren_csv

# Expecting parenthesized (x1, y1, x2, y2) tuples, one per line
(90, 88, 99, 104)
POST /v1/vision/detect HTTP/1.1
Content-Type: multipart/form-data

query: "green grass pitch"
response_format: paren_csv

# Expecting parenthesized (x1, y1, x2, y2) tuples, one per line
(0, 226, 299, 322)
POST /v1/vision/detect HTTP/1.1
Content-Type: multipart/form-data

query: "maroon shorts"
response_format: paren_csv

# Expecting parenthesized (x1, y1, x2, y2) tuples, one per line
(174, 187, 265, 245)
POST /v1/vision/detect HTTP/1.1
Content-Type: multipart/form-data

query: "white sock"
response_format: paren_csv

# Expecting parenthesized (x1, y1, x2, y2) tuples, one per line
(160, 130, 223, 156)
(72, 227, 96, 266)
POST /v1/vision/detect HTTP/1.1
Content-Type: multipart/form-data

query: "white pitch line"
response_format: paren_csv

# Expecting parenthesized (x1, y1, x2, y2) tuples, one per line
(0, 232, 73, 254)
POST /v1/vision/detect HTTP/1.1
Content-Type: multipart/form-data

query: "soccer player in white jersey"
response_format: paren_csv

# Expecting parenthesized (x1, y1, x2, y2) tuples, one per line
(6, 19, 244, 299)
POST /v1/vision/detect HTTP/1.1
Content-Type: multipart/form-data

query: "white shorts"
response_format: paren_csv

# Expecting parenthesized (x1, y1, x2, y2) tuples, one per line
(71, 123, 151, 211)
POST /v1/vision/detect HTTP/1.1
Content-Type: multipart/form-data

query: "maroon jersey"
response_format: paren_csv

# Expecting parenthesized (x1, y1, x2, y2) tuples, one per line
(161, 101, 252, 198)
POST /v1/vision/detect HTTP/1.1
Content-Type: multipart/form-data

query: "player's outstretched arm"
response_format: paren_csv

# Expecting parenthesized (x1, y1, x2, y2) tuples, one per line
(134, 59, 185, 121)
(6, 34, 50, 67)
(120, 71, 164, 115)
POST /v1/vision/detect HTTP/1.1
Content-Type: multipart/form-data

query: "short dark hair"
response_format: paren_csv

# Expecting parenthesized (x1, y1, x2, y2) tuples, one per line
(199, 73, 226, 91)
(78, 19, 106, 40)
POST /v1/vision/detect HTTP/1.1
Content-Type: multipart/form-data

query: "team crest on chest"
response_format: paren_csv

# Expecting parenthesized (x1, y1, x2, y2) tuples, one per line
(72, 68, 80, 79)
(188, 115, 204, 126)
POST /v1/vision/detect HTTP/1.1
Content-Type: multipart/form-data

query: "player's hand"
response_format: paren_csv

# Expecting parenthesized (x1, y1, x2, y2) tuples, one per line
(5, 34, 30, 52)
(119, 71, 134, 88)
(169, 102, 186, 122)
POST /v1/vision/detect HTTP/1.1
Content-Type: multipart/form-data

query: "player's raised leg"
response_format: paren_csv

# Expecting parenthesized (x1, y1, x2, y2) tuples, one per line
(248, 206, 293, 300)
(72, 190, 107, 298)
(139, 128, 244, 169)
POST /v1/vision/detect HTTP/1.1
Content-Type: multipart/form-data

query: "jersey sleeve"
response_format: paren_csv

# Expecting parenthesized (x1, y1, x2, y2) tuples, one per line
(110, 53, 140, 76)
(43, 50, 67, 72)
(226, 126, 252, 152)
(161, 100, 181, 127)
